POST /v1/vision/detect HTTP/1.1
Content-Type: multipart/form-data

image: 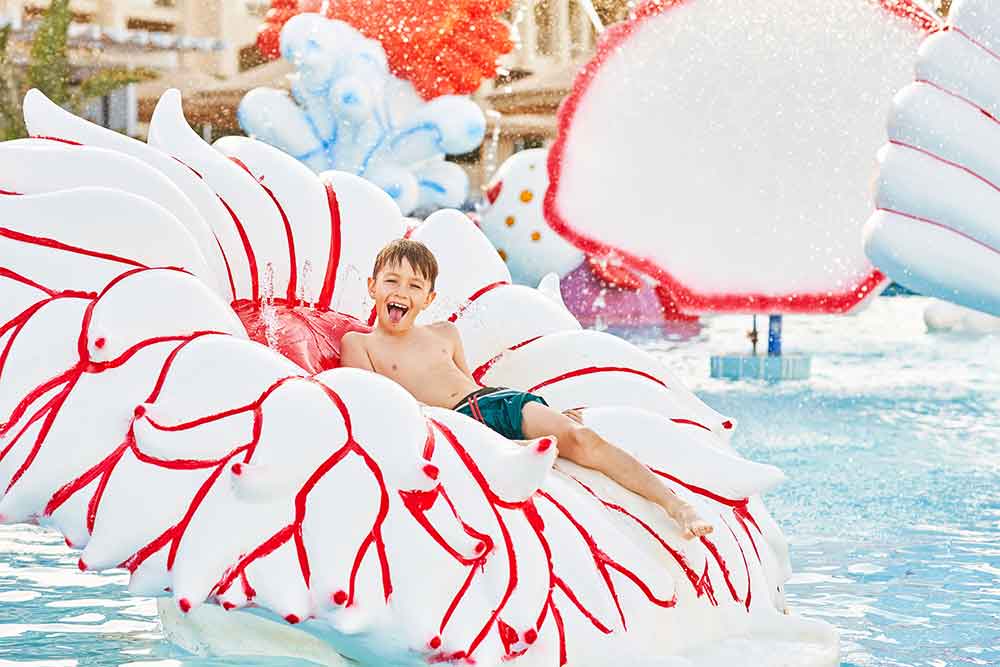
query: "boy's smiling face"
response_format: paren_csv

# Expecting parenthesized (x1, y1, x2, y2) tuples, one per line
(368, 258, 436, 333)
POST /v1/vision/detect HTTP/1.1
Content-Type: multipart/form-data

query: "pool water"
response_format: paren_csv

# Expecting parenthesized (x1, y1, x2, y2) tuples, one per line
(1, 296, 997, 666)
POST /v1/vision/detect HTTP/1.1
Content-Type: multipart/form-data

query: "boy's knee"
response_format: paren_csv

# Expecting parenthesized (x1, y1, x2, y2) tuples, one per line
(561, 426, 604, 465)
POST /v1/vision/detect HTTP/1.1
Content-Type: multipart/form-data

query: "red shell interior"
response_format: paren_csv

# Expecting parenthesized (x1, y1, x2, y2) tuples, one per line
(233, 300, 372, 374)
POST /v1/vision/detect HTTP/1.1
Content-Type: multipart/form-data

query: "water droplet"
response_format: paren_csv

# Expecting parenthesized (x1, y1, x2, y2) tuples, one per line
(299, 259, 314, 307)
(261, 262, 279, 349)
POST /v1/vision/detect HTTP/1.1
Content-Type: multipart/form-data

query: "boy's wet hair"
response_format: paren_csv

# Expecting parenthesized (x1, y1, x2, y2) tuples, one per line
(372, 238, 439, 290)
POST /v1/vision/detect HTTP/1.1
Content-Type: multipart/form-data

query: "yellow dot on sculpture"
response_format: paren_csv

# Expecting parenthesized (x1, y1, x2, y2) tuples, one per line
(498, 249, 508, 261)
(505, 216, 516, 227)
(530, 231, 541, 241)
(520, 189, 534, 203)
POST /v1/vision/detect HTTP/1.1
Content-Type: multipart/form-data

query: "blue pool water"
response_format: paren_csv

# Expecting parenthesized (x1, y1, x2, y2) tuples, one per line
(1, 296, 997, 666)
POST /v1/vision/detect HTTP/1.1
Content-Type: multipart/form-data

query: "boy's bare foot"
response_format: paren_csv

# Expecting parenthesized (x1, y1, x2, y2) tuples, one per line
(664, 498, 714, 540)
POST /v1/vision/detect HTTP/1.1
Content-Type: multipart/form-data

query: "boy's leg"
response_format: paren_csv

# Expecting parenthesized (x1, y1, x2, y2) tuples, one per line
(520, 402, 712, 539)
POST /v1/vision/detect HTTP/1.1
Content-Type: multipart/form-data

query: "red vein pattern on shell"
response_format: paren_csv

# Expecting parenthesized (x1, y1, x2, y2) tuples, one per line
(217, 196, 261, 303)
(2, 340, 226, 523)
(14, 136, 240, 305)
(229, 158, 298, 303)
(447, 280, 509, 323)
(4, 299, 744, 662)
(316, 181, 343, 312)
(950, 24, 1000, 61)
(471, 335, 542, 383)
(160, 154, 239, 304)
(543, 0, 935, 315)
(889, 138, 1000, 196)
(426, 418, 765, 665)
(427, 419, 520, 659)
(0, 227, 148, 270)
(480, 348, 723, 434)
(207, 379, 394, 609)
(569, 475, 718, 605)
(217, 175, 361, 371)
(871, 21, 1000, 259)
(877, 207, 1000, 256)
(528, 366, 667, 393)
(29, 135, 83, 146)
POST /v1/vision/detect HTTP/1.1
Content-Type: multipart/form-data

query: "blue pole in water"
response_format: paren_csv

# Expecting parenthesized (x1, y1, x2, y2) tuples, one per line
(767, 315, 782, 356)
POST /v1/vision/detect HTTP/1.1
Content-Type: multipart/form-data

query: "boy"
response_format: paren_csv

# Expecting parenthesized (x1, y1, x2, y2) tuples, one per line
(340, 239, 712, 539)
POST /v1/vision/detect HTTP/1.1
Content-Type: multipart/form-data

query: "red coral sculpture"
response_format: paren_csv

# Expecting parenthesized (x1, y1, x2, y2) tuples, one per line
(256, 0, 514, 99)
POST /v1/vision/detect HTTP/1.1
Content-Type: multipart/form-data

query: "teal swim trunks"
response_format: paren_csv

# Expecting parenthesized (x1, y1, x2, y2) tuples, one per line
(454, 386, 548, 440)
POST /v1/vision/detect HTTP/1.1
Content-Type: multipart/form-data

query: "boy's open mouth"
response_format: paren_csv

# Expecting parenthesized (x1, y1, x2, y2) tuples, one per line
(386, 301, 409, 324)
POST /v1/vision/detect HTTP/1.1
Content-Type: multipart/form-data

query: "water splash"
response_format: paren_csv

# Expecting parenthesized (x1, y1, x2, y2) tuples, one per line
(331, 263, 366, 317)
(461, 299, 489, 333)
(298, 259, 314, 308)
(593, 287, 607, 310)
(261, 262, 279, 349)
(482, 110, 504, 185)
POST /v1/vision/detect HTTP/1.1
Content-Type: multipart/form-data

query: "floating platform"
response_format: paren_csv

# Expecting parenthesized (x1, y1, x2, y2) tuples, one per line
(710, 355, 812, 381)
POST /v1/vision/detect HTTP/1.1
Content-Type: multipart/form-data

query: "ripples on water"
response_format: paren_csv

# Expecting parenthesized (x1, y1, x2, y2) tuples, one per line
(642, 297, 1000, 667)
(1, 297, 997, 666)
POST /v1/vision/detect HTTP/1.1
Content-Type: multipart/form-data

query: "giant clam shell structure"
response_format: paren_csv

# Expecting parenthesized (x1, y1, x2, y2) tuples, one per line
(546, 0, 937, 315)
(864, 0, 1000, 318)
(0, 90, 837, 665)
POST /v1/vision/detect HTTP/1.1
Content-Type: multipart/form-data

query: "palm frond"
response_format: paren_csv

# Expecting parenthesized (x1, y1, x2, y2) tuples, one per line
(0, 24, 10, 59)
(0, 24, 26, 140)
(27, 0, 72, 105)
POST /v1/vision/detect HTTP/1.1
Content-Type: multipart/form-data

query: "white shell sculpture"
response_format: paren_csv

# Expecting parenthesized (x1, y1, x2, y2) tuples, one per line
(0, 89, 838, 666)
(923, 299, 1000, 334)
(546, 0, 936, 315)
(864, 0, 1000, 317)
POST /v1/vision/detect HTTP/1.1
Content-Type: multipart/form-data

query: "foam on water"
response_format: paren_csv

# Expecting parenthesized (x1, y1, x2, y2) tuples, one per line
(0, 296, 997, 666)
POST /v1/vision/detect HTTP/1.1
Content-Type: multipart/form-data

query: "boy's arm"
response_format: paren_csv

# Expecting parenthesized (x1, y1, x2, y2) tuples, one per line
(441, 322, 475, 381)
(340, 332, 376, 372)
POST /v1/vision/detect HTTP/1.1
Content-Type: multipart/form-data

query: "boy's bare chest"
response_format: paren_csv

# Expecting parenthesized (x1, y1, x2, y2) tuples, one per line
(369, 335, 454, 380)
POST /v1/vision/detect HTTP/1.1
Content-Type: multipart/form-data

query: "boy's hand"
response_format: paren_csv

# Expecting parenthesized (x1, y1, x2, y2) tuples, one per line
(562, 409, 584, 424)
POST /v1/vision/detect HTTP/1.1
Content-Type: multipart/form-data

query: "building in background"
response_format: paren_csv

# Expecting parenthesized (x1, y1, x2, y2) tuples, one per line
(0, 0, 266, 134)
(0, 0, 263, 74)
(472, 0, 628, 189)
